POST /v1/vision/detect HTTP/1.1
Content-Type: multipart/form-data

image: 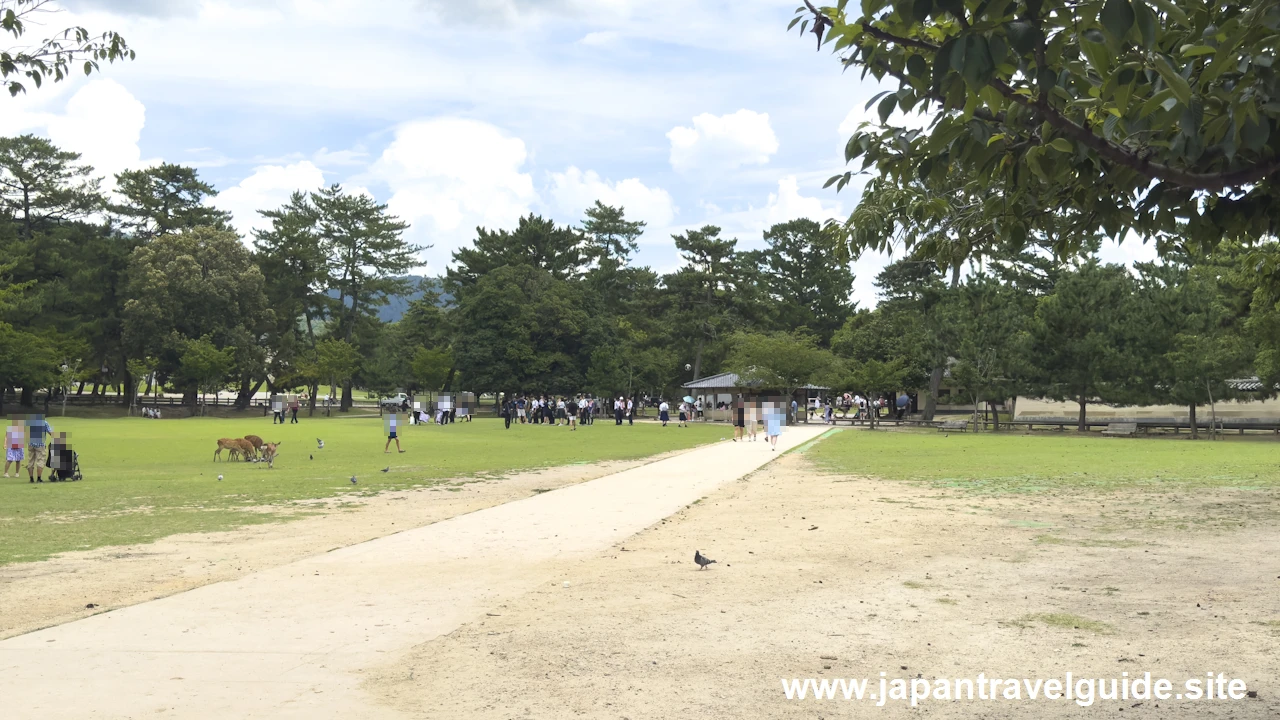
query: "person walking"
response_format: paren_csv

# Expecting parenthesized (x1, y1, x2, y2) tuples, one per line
(765, 403, 783, 451)
(384, 412, 405, 453)
(614, 397, 624, 425)
(678, 401, 689, 427)
(4, 417, 24, 478)
(502, 398, 513, 430)
(626, 397, 635, 426)
(658, 399, 670, 427)
(732, 395, 745, 442)
(27, 414, 51, 483)
(289, 395, 301, 424)
(566, 396, 579, 431)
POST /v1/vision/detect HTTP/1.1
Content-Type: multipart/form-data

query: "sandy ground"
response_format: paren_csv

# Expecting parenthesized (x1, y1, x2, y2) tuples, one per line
(0, 452, 684, 641)
(366, 435, 1280, 718)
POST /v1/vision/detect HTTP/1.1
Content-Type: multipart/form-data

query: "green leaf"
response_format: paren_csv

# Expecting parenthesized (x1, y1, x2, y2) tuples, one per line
(932, 38, 955, 89)
(1080, 31, 1112, 74)
(1153, 55, 1192, 106)
(912, 0, 933, 23)
(936, 0, 964, 19)
(1241, 116, 1271, 151)
(1099, 0, 1135, 41)
(907, 53, 928, 79)
(1139, 87, 1174, 117)
(1082, 28, 1106, 44)
(1048, 137, 1073, 152)
(1180, 45, 1215, 58)
(1006, 21, 1040, 55)
(865, 90, 891, 111)
(1133, 0, 1157, 48)
(787, 16, 802, 31)
(878, 93, 899, 124)
(960, 35, 994, 88)
(1147, 0, 1189, 28)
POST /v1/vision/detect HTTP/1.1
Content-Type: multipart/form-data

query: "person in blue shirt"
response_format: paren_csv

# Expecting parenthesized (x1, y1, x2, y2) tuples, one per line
(27, 414, 51, 483)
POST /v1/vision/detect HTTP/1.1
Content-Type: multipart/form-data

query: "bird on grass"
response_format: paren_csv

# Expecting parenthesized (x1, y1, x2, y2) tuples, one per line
(694, 550, 717, 570)
(381, 466, 390, 473)
(309, 454, 313, 460)
(316, 438, 325, 449)
(350, 475, 358, 485)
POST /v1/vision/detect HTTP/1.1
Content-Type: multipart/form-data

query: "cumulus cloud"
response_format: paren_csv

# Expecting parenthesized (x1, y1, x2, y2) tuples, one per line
(43, 79, 152, 188)
(213, 161, 326, 239)
(368, 118, 538, 273)
(667, 109, 778, 174)
(548, 167, 674, 230)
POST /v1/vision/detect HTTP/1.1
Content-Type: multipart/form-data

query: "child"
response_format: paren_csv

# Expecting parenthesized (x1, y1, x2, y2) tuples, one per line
(4, 417, 23, 478)
(384, 412, 405, 453)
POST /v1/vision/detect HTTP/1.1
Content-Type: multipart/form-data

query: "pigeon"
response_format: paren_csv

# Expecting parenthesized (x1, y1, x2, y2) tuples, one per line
(309, 454, 313, 460)
(217, 474, 223, 481)
(381, 466, 390, 473)
(694, 550, 717, 570)
(350, 475, 358, 485)
(317, 438, 325, 449)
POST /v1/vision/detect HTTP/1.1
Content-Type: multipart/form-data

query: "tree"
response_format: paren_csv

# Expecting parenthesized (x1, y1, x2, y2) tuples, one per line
(122, 227, 272, 406)
(306, 338, 361, 417)
(311, 184, 419, 410)
(726, 329, 838, 397)
(759, 219, 856, 344)
(1028, 262, 1140, 431)
(941, 275, 1033, 430)
(447, 214, 586, 293)
(793, 0, 1280, 259)
(411, 347, 452, 393)
(0, 134, 100, 240)
(180, 335, 234, 414)
(110, 164, 232, 240)
(664, 225, 739, 380)
(1, 0, 133, 97)
(842, 358, 911, 430)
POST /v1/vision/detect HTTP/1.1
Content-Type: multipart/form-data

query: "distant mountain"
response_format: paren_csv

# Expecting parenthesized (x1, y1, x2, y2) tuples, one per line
(326, 276, 451, 324)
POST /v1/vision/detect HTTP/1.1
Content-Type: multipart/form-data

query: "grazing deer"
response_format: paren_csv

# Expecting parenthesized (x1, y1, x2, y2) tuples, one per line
(243, 435, 264, 451)
(214, 438, 242, 462)
(260, 441, 281, 469)
(233, 438, 257, 462)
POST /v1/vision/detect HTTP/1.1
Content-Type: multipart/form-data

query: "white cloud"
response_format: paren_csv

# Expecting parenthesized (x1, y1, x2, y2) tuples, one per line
(667, 110, 779, 174)
(213, 161, 327, 239)
(548, 166, 675, 230)
(368, 118, 538, 273)
(41, 80, 151, 188)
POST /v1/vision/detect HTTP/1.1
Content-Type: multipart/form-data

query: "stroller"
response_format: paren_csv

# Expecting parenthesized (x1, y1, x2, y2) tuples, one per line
(47, 439, 82, 482)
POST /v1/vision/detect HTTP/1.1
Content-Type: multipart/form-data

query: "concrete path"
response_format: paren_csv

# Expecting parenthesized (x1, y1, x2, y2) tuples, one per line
(0, 427, 828, 719)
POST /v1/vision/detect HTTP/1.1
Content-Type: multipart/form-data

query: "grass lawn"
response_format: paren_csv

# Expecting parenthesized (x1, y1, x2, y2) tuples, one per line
(807, 428, 1280, 493)
(0, 415, 722, 566)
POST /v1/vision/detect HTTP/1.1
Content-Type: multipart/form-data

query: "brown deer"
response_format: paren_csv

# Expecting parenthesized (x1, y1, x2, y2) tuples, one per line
(214, 438, 243, 462)
(260, 441, 281, 469)
(233, 438, 257, 462)
(243, 435, 264, 452)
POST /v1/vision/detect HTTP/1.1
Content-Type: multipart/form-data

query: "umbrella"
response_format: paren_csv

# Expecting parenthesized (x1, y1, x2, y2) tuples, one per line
(683, 396, 695, 403)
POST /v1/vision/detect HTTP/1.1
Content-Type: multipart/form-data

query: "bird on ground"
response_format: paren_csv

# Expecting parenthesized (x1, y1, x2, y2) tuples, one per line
(350, 475, 358, 485)
(309, 454, 313, 460)
(381, 466, 390, 473)
(317, 438, 325, 449)
(694, 550, 717, 570)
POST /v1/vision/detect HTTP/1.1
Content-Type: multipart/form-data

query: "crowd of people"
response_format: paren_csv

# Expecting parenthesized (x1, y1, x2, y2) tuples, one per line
(812, 393, 914, 424)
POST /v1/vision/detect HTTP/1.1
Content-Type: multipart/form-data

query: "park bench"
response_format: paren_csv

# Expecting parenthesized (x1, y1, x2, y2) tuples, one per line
(1009, 415, 1074, 430)
(937, 419, 970, 432)
(1102, 421, 1139, 436)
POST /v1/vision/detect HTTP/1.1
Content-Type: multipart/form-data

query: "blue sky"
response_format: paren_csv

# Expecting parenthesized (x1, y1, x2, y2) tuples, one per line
(6, 0, 1156, 307)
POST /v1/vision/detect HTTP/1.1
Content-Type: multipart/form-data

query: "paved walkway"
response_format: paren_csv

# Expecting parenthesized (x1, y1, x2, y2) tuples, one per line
(0, 427, 828, 719)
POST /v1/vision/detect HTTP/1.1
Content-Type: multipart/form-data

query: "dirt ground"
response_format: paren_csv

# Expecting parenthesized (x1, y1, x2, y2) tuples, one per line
(0, 452, 683, 640)
(364, 439, 1280, 719)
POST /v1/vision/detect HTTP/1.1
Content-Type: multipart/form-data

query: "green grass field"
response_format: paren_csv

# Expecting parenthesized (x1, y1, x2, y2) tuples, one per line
(0, 415, 723, 566)
(807, 429, 1280, 493)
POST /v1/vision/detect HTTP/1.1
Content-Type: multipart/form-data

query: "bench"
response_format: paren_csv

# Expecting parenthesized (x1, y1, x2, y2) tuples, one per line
(937, 420, 970, 432)
(1102, 421, 1139, 436)
(1008, 416, 1074, 430)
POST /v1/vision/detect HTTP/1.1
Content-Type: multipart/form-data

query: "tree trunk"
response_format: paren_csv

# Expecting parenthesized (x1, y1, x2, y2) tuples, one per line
(19, 386, 33, 408)
(308, 383, 318, 417)
(1189, 403, 1198, 439)
(340, 380, 353, 412)
(182, 385, 198, 407)
(922, 365, 944, 422)
(76, 381, 85, 396)
(988, 400, 1001, 432)
(1206, 382, 1218, 441)
(1077, 395, 1088, 433)
(692, 337, 706, 382)
(234, 377, 261, 410)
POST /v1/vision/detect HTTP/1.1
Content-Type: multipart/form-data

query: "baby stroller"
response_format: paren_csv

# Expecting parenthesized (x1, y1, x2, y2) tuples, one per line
(47, 440, 82, 482)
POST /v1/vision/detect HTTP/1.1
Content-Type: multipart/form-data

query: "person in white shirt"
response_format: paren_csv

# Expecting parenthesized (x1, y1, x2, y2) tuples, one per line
(626, 398, 634, 425)
(658, 400, 670, 426)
